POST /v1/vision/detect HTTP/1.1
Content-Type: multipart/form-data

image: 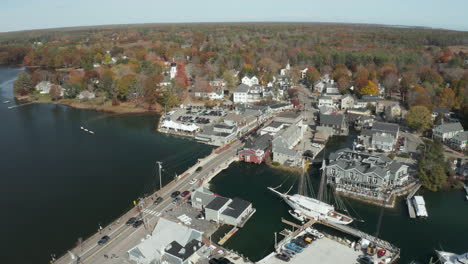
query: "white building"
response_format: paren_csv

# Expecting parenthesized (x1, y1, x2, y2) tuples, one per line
(233, 84, 264, 104)
(241, 76, 259, 87)
(433, 122, 464, 142)
(170, 62, 177, 79)
(35, 81, 52, 94)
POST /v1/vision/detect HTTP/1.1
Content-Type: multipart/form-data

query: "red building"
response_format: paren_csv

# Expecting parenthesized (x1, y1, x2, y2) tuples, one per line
(239, 134, 272, 164)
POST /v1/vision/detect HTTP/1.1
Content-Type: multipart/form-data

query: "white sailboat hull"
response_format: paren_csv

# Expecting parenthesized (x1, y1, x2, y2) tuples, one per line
(284, 197, 353, 225)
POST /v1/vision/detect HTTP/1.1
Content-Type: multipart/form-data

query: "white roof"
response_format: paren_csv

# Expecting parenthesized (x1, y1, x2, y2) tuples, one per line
(128, 218, 202, 264)
(161, 120, 198, 132)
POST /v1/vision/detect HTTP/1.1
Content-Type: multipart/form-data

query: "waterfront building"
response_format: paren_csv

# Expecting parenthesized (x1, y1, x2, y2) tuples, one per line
(191, 187, 216, 210)
(260, 121, 288, 136)
(128, 218, 203, 264)
(273, 111, 303, 125)
(35, 81, 53, 94)
(205, 196, 255, 227)
(358, 122, 399, 152)
(432, 122, 464, 142)
(319, 114, 348, 136)
(272, 123, 305, 166)
(239, 134, 272, 164)
(326, 148, 409, 189)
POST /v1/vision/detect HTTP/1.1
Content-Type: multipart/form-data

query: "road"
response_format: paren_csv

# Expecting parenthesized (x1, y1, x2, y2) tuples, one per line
(55, 140, 243, 264)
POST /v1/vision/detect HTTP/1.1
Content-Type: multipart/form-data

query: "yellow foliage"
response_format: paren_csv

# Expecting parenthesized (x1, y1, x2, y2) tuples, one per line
(360, 80, 378, 95)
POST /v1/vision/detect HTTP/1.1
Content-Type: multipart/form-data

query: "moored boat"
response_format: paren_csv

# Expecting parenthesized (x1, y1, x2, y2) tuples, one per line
(436, 250, 468, 264)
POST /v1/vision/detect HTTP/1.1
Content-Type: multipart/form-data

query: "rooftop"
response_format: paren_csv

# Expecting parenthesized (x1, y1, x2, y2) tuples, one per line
(433, 122, 464, 133)
(221, 198, 252, 218)
(164, 239, 203, 261)
(206, 196, 230, 211)
(320, 114, 345, 126)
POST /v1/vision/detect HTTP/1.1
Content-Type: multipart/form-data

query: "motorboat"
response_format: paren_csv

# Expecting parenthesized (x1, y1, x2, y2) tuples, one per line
(3, 100, 10, 104)
(89, 131, 95, 135)
(436, 250, 468, 264)
(288, 210, 306, 222)
(413, 196, 428, 218)
(84, 128, 89, 132)
(80, 127, 84, 130)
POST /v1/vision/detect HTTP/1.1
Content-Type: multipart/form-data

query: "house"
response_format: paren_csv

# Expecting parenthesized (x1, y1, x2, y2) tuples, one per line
(449, 131, 468, 151)
(224, 113, 257, 134)
(232, 84, 264, 103)
(355, 95, 380, 108)
(385, 104, 402, 121)
(241, 76, 259, 87)
(195, 124, 237, 146)
(314, 126, 333, 143)
(35, 81, 52, 94)
(260, 121, 288, 136)
(239, 134, 272, 164)
(77, 91, 95, 100)
(273, 111, 303, 125)
(432, 107, 451, 121)
(318, 96, 335, 108)
(128, 218, 203, 264)
(162, 120, 199, 134)
(269, 103, 293, 113)
(160, 75, 172, 86)
(340, 94, 355, 110)
(170, 62, 177, 79)
(319, 114, 348, 136)
(191, 187, 216, 210)
(205, 196, 255, 227)
(326, 149, 409, 189)
(209, 78, 226, 89)
(236, 104, 271, 123)
(433, 122, 464, 142)
(272, 123, 305, 166)
(358, 122, 400, 152)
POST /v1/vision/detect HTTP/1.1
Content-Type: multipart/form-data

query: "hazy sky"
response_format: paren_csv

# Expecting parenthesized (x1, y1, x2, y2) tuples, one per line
(1, 0, 467, 32)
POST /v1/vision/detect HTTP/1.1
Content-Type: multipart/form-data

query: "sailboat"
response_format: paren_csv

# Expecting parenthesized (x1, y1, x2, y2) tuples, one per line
(268, 159, 354, 225)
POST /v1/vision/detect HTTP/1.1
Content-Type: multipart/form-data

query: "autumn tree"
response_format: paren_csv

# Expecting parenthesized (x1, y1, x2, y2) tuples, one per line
(143, 74, 163, 109)
(420, 67, 443, 85)
(406, 106, 432, 132)
(417, 140, 449, 191)
(13, 72, 33, 95)
(437, 88, 456, 109)
(408, 85, 432, 109)
(359, 80, 378, 96)
(116, 74, 138, 100)
(222, 71, 236, 91)
(63, 83, 80, 99)
(304, 66, 320, 87)
(49, 84, 62, 101)
(98, 69, 115, 98)
(354, 66, 369, 80)
(337, 76, 351, 93)
(332, 64, 350, 81)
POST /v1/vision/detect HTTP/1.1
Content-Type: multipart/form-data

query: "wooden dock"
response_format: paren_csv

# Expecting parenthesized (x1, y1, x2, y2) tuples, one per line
(406, 184, 421, 219)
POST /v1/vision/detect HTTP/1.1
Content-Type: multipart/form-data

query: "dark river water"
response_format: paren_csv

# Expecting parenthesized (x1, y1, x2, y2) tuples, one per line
(0, 67, 213, 264)
(1, 67, 467, 264)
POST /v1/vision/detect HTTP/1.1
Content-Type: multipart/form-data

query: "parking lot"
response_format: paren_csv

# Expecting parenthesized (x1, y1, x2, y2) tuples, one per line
(164, 202, 219, 236)
(166, 106, 229, 130)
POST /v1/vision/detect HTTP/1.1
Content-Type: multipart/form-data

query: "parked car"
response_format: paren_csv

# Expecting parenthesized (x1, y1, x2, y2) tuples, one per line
(172, 197, 182, 204)
(189, 178, 198, 185)
(292, 238, 308, 248)
(153, 196, 163, 205)
(171, 191, 181, 198)
(377, 249, 387, 258)
(97, 235, 110, 246)
(133, 220, 144, 228)
(181, 190, 190, 197)
(358, 255, 375, 264)
(275, 253, 290, 262)
(125, 217, 138, 226)
(195, 166, 203, 173)
(284, 243, 303, 253)
(281, 249, 296, 257)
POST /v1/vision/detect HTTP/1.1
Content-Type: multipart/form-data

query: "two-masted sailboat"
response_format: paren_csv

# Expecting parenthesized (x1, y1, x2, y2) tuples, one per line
(268, 159, 354, 225)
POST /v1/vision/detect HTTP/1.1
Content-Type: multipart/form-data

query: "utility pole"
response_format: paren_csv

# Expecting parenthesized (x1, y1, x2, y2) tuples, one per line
(156, 161, 163, 190)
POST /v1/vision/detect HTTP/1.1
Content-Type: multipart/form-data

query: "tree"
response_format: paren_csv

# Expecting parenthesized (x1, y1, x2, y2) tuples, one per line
(116, 74, 138, 100)
(337, 76, 351, 93)
(408, 85, 432, 109)
(417, 140, 449, 191)
(305, 66, 320, 87)
(359, 80, 378, 95)
(406, 106, 432, 132)
(354, 66, 370, 80)
(437, 88, 455, 109)
(98, 69, 114, 98)
(63, 83, 80, 99)
(13, 72, 33, 95)
(49, 84, 62, 100)
(332, 64, 350, 81)
(382, 72, 399, 98)
(222, 71, 236, 91)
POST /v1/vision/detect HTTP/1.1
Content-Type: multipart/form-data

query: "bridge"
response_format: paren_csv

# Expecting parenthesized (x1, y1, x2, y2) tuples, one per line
(52, 139, 243, 264)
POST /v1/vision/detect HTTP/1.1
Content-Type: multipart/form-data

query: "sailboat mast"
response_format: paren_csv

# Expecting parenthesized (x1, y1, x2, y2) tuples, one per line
(317, 158, 327, 202)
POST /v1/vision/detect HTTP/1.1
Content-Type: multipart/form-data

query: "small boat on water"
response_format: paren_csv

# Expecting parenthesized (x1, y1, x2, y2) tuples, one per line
(413, 195, 428, 218)
(80, 126, 84, 130)
(436, 250, 468, 264)
(88, 131, 95, 135)
(288, 210, 306, 222)
(3, 100, 10, 104)
(84, 129, 89, 132)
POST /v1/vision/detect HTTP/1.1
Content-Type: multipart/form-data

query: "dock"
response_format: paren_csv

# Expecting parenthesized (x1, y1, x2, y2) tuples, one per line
(406, 183, 422, 219)
(218, 227, 239, 245)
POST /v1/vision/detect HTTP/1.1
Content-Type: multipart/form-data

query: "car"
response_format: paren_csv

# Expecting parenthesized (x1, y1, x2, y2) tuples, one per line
(181, 190, 190, 197)
(358, 255, 375, 264)
(189, 178, 198, 185)
(125, 217, 138, 226)
(377, 249, 387, 258)
(195, 166, 203, 173)
(281, 249, 296, 257)
(171, 191, 181, 198)
(284, 243, 303, 253)
(133, 220, 144, 228)
(292, 238, 308, 248)
(172, 197, 182, 204)
(97, 235, 110, 246)
(153, 196, 163, 205)
(275, 253, 290, 262)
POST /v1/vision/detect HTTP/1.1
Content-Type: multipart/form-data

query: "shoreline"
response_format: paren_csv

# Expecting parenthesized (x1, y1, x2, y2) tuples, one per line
(14, 95, 163, 115)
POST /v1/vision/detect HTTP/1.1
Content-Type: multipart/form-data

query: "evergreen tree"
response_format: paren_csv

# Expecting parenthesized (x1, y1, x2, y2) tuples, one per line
(13, 72, 33, 95)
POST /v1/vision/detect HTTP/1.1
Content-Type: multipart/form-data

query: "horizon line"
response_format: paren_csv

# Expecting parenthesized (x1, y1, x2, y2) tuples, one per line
(1, 20, 467, 35)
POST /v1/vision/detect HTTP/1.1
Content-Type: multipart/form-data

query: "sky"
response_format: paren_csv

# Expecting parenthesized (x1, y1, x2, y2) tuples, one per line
(0, 0, 467, 32)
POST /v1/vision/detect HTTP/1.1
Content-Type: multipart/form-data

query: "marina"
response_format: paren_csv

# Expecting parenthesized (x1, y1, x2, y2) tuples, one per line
(406, 184, 422, 219)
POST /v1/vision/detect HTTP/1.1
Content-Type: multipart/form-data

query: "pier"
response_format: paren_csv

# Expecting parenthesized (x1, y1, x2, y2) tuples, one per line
(406, 184, 422, 219)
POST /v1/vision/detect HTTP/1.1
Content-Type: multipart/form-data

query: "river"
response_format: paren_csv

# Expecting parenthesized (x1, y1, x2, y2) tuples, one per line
(0, 67, 213, 264)
(1, 67, 467, 264)
(210, 137, 468, 263)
